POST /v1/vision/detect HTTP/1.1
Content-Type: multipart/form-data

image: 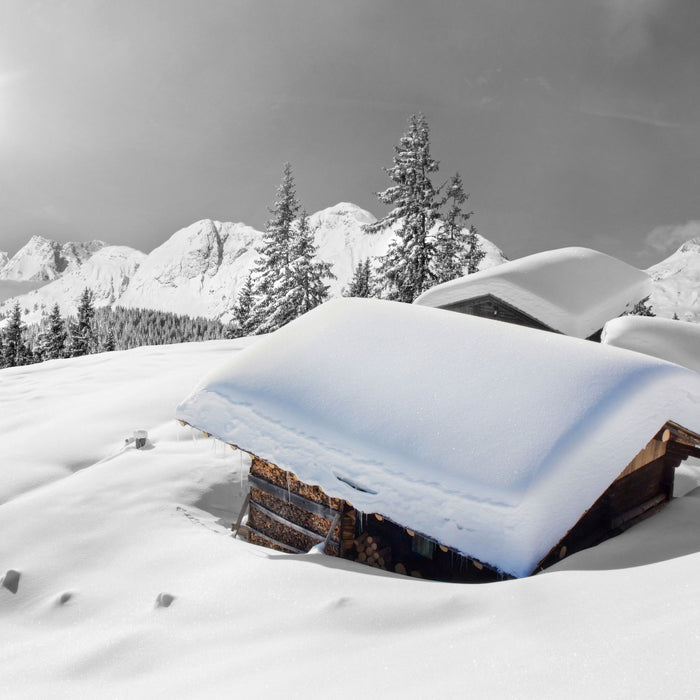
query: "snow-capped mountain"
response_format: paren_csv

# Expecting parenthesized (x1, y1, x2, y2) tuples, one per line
(0, 246, 145, 324)
(116, 219, 260, 321)
(647, 238, 700, 322)
(0, 203, 508, 326)
(0, 236, 105, 282)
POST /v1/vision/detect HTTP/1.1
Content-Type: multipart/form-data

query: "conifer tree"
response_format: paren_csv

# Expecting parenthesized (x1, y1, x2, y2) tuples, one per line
(0, 325, 5, 369)
(286, 211, 335, 317)
(102, 328, 116, 352)
(2, 302, 30, 367)
(227, 273, 256, 338)
(36, 303, 67, 361)
(626, 296, 656, 317)
(249, 162, 301, 334)
(69, 287, 97, 356)
(366, 113, 442, 302)
(343, 258, 377, 298)
(434, 172, 484, 282)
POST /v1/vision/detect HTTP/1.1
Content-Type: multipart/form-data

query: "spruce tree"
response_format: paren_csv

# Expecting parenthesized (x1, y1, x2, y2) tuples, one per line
(3, 302, 30, 367)
(343, 258, 377, 298)
(249, 163, 302, 334)
(366, 113, 442, 302)
(626, 296, 656, 317)
(434, 172, 484, 282)
(37, 303, 67, 361)
(69, 287, 97, 356)
(102, 328, 116, 352)
(227, 273, 256, 338)
(286, 211, 335, 317)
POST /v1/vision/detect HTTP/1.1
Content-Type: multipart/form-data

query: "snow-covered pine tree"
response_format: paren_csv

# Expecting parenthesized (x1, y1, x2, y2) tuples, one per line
(366, 113, 442, 302)
(102, 328, 116, 352)
(434, 172, 484, 282)
(0, 327, 4, 368)
(69, 287, 97, 356)
(226, 273, 256, 338)
(2, 302, 31, 367)
(343, 258, 377, 298)
(626, 296, 656, 317)
(36, 303, 67, 361)
(286, 210, 335, 316)
(249, 163, 301, 334)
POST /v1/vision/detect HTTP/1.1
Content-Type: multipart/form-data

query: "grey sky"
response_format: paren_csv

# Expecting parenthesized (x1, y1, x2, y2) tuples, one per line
(1, 0, 699, 266)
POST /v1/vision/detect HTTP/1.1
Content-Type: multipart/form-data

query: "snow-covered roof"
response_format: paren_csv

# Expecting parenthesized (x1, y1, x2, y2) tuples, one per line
(176, 298, 700, 577)
(602, 316, 700, 373)
(414, 247, 652, 339)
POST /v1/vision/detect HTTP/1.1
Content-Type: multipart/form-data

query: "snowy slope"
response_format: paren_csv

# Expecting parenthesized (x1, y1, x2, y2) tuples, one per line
(647, 238, 700, 323)
(602, 315, 700, 373)
(177, 299, 700, 577)
(415, 247, 652, 338)
(0, 235, 105, 282)
(0, 245, 145, 325)
(3, 339, 700, 698)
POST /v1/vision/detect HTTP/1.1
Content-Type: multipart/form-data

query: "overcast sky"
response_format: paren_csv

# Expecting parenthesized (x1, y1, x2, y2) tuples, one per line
(1, 0, 699, 266)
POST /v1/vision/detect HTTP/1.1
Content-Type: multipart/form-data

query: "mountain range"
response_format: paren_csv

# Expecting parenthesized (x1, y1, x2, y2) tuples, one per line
(0, 203, 697, 326)
(0, 203, 506, 326)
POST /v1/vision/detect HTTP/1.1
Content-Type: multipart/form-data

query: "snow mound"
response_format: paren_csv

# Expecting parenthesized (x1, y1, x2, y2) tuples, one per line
(602, 315, 700, 373)
(414, 247, 651, 338)
(177, 298, 700, 577)
(647, 238, 700, 323)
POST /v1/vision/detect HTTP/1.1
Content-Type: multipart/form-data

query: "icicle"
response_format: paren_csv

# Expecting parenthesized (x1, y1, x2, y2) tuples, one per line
(286, 472, 291, 503)
(191, 427, 195, 443)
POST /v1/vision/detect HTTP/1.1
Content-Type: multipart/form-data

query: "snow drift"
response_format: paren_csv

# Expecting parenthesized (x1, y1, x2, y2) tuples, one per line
(602, 315, 700, 373)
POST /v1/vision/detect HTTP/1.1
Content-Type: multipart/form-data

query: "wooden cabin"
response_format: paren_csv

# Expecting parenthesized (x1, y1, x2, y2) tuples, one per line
(177, 298, 700, 581)
(220, 420, 700, 582)
(414, 247, 652, 341)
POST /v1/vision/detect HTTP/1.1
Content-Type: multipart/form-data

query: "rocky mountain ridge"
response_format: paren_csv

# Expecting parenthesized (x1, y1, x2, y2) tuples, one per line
(0, 203, 507, 326)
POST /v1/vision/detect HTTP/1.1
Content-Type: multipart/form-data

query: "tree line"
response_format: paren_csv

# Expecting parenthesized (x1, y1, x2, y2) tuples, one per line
(0, 289, 226, 369)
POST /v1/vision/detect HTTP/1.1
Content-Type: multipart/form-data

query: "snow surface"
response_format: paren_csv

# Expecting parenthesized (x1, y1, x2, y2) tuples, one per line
(177, 298, 700, 577)
(647, 237, 700, 323)
(414, 246, 652, 338)
(4, 338, 700, 697)
(602, 315, 700, 373)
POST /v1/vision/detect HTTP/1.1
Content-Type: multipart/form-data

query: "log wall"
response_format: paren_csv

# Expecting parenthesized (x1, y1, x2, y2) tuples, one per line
(247, 458, 342, 556)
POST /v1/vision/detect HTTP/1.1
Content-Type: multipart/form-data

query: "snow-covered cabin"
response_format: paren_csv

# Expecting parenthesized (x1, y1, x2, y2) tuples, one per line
(601, 316, 700, 374)
(414, 247, 652, 341)
(176, 299, 700, 580)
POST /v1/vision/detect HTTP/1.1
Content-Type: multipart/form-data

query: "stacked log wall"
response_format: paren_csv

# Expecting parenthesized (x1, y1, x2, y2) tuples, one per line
(247, 457, 342, 555)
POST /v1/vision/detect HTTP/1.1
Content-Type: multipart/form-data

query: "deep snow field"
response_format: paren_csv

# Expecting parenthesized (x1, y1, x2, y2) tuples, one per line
(2, 339, 700, 699)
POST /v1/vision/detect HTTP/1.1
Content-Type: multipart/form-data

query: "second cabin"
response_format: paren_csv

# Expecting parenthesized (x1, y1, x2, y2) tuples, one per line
(176, 298, 700, 581)
(413, 247, 653, 341)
